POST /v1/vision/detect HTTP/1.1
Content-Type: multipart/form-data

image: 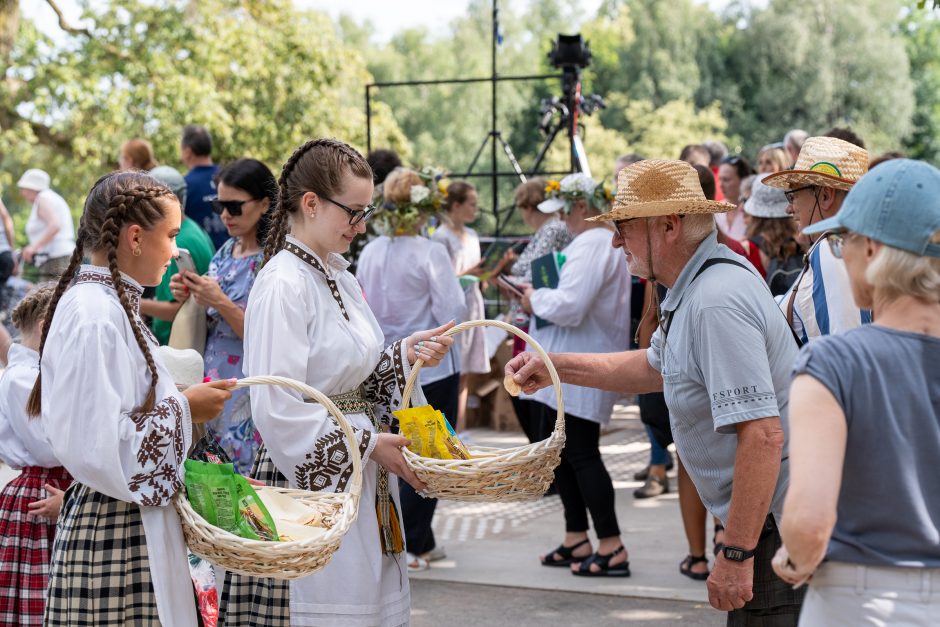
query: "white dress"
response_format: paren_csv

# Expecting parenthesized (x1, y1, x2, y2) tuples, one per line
(241, 235, 427, 626)
(25, 189, 76, 260)
(40, 265, 196, 626)
(431, 224, 490, 374)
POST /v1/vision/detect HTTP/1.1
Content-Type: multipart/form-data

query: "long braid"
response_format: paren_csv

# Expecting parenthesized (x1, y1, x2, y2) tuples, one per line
(263, 138, 373, 264)
(25, 243, 85, 416)
(264, 139, 320, 263)
(99, 187, 169, 414)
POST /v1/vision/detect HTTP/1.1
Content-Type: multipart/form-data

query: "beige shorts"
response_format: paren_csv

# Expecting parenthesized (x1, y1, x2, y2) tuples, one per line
(800, 561, 940, 627)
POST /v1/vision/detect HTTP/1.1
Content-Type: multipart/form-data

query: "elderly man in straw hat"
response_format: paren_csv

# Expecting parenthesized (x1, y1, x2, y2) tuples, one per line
(762, 136, 870, 342)
(507, 159, 805, 624)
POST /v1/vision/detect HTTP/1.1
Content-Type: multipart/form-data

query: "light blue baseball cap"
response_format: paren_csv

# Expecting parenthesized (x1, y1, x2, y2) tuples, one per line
(803, 159, 940, 258)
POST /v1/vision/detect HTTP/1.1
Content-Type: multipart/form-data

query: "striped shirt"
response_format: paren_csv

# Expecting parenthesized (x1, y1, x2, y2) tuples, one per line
(783, 237, 872, 343)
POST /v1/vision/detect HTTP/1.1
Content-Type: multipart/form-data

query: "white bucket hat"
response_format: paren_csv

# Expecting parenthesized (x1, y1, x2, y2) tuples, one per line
(744, 173, 791, 219)
(17, 169, 51, 192)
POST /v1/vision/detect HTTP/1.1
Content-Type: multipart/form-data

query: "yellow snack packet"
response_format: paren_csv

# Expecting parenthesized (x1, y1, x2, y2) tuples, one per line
(394, 405, 471, 460)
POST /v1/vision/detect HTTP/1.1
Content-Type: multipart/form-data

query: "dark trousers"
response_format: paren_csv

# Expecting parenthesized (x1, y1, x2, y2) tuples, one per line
(398, 372, 460, 556)
(0, 251, 13, 312)
(727, 515, 806, 626)
(511, 396, 552, 444)
(533, 402, 620, 538)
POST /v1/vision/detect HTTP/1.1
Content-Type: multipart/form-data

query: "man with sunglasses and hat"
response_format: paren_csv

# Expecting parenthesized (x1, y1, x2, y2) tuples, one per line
(762, 136, 871, 342)
(506, 159, 805, 625)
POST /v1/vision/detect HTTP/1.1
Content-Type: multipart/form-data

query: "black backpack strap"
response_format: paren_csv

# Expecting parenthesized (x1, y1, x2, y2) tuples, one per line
(661, 257, 803, 347)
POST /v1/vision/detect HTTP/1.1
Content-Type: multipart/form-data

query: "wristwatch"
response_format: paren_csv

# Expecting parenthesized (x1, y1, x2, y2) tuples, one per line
(722, 545, 757, 562)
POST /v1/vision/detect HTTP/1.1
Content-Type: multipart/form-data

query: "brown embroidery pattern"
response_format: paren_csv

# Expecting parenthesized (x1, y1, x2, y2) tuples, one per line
(73, 271, 158, 345)
(294, 430, 353, 492)
(286, 242, 350, 321)
(127, 396, 186, 506)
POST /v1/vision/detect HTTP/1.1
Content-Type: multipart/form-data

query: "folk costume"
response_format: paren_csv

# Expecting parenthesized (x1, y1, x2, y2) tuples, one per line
(0, 344, 73, 626)
(40, 266, 196, 626)
(220, 236, 426, 626)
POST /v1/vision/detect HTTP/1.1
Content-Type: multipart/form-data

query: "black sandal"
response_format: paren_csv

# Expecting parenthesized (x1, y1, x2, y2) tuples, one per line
(540, 538, 591, 567)
(713, 523, 725, 557)
(571, 546, 631, 577)
(679, 554, 710, 581)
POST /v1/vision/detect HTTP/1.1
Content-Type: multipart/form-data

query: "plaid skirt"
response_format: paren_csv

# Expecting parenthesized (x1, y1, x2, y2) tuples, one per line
(43, 483, 171, 626)
(217, 445, 291, 627)
(0, 466, 72, 626)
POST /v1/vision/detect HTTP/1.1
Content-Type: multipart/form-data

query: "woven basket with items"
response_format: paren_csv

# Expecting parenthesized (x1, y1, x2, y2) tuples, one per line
(399, 319, 565, 502)
(174, 375, 362, 580)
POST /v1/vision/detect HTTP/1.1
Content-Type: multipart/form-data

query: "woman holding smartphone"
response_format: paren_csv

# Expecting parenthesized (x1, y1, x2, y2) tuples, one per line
(170, 158, 276, 474)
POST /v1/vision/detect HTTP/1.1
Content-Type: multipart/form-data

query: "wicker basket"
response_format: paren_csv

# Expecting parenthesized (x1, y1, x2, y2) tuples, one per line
(399, 319, 565, 502)
(174, 375, 361, 580)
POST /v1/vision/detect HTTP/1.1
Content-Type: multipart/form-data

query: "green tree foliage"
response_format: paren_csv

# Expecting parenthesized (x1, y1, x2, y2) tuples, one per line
(901, 4, 940, 162)
(717, 0, 914, 154)
(0, 0, 406, 239)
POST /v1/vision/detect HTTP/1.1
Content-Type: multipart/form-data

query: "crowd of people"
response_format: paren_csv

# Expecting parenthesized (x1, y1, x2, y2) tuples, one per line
(0, 118, 934, 627)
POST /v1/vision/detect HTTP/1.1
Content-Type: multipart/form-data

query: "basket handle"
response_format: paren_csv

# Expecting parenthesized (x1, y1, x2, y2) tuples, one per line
(399, 319, 565, 437)
(231, 376, 363, 502)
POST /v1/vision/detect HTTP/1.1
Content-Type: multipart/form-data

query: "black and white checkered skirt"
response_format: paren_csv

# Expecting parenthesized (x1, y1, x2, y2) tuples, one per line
(43, 483, 168, 626)
(217, 445, 291, 626)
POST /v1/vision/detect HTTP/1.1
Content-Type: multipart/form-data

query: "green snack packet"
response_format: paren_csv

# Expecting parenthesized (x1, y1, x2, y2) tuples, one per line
(184, 459, 279, 541)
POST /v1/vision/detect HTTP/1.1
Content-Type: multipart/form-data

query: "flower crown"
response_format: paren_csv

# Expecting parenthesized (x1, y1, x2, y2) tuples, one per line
(543, 173, 613, 213)
(374, 166, 448, 236)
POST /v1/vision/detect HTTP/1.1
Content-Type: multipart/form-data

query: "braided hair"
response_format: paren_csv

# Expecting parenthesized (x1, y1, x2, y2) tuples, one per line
(27, 171, 175, 417)
(263, 138, 373, 263)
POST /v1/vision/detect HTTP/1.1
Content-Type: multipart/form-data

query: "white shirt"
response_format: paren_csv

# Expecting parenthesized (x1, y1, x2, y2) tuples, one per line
(528, 227, 631, 424)
(716, 208, 747, 241)
(356, 235, 466, 385)
(783, 237, 870, 342)
(0, 343, 59, 469)
(25, 189, 76, 259)
(245, 235, 426, 626)
(40, 265, 196, 627)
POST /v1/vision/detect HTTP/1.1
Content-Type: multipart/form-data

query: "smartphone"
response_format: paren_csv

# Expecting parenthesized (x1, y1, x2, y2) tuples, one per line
(176, 248, 196, 275)
(497, 275, 526, 299)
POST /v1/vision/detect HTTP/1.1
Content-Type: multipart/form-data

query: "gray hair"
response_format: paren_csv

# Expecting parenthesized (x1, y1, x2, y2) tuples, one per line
(784, 129, 809, 153)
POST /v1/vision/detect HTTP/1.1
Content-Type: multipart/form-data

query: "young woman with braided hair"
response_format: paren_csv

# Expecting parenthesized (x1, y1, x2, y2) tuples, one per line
(28, 170, 235, 626)
(220, 138, 454, 626)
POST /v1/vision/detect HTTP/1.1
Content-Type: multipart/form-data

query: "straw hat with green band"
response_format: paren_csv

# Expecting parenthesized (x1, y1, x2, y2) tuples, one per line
(588, 159, 735, 222)
(763, 136, 869, 192)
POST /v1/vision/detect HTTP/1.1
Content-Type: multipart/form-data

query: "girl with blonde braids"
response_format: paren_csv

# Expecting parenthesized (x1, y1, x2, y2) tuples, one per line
(220, 139, 455, 626)
(30, 171, 234, 626)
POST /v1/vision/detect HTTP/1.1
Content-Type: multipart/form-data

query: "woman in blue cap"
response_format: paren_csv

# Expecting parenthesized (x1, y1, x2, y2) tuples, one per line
(772, 159, 940, 625)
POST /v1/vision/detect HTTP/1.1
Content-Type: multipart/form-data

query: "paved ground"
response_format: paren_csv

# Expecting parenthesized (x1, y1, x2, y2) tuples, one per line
(411, 580, 721, 626)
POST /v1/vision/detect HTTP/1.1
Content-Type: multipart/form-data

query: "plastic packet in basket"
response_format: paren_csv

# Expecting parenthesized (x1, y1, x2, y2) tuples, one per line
(184, 459, 279, 541)
(393, 405, 471, 460)
(254, 487, 334, 542)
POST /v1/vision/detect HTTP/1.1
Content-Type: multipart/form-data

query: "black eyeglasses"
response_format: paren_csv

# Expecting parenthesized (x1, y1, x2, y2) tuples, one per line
(211, 198, 256, 216)
(321, 195, 377, 225)
(783, 185, 816, 205)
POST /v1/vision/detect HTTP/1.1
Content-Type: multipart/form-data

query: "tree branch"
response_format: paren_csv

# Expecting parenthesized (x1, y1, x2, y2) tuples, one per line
(45, 0, 129, 59)
(0, 104, 73, 154)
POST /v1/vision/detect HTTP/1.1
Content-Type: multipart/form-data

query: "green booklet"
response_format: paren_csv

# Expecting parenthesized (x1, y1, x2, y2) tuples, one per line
(530, 252, 562, 329)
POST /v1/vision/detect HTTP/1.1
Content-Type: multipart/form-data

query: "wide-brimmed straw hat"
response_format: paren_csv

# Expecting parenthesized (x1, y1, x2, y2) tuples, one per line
(588, 159, 735, 222)
(763, 136, 869, 192)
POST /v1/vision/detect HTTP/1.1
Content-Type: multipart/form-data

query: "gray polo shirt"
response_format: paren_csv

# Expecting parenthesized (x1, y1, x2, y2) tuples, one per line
(647, 231, 798, 524)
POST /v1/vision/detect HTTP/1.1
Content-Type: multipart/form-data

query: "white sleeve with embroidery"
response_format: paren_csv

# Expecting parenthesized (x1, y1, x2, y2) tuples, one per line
(245, 273, 377, 493)
(41, 319, 192, 506)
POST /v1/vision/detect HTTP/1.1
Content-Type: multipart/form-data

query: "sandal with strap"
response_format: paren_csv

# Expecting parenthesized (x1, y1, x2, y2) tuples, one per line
(571, 546, 631, 578)
(540, 538, 591, 567)
(713, 523, 725, 557)
(679, 554, 710, 581)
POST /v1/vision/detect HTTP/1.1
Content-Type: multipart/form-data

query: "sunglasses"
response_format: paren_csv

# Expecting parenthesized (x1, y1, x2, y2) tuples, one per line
(211, 198, 257, 217)
(321, 195, 377, 226)
(783, 185, 816, 205)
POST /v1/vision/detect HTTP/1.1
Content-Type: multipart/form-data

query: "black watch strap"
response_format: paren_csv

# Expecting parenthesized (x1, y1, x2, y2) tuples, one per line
(722, 545, 757, 561)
